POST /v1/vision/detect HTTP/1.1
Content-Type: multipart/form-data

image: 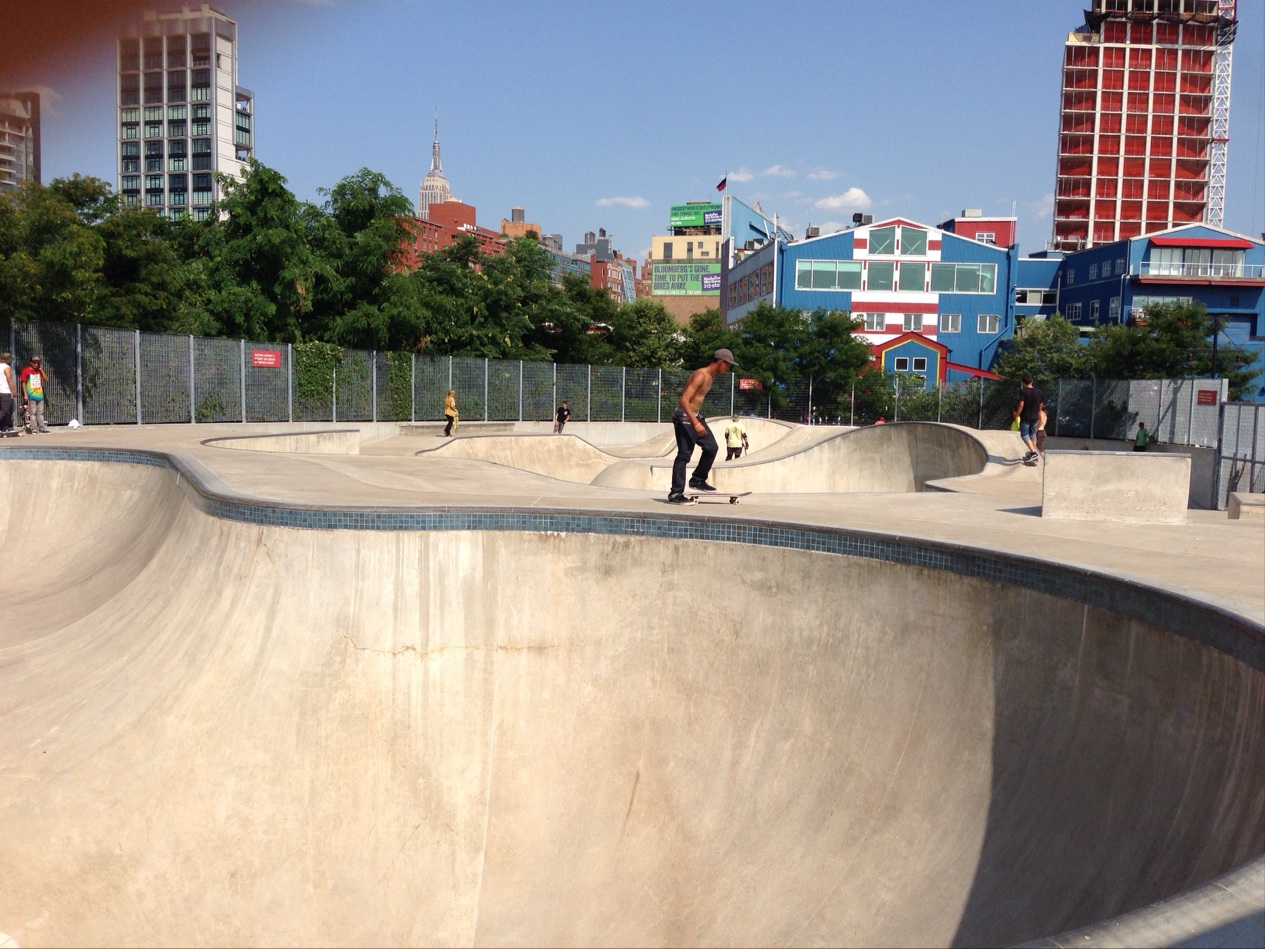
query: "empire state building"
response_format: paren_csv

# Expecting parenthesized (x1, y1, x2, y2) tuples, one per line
(417, 117, 451, 219)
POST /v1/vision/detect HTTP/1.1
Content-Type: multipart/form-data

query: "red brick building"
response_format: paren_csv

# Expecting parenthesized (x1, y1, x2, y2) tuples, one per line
(398, 199, 506, 270)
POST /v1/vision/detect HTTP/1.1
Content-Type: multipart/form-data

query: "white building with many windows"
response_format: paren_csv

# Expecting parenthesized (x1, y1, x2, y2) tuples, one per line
(116, 3, 253, 220)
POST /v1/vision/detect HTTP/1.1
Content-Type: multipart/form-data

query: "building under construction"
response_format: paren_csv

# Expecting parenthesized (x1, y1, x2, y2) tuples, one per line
(1052, 0, 1237, 252)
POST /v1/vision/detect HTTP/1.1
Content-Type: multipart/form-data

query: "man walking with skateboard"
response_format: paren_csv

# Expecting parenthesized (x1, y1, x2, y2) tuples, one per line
(668, 348, 738, 504)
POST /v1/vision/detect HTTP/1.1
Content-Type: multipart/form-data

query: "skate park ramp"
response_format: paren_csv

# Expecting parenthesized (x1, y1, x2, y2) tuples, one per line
(1, 458, 1262, 947)
(595, 421, 988, 492)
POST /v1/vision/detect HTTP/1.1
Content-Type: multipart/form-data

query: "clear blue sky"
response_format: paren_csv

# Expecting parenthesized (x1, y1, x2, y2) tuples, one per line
(15, 0, 1265, 263)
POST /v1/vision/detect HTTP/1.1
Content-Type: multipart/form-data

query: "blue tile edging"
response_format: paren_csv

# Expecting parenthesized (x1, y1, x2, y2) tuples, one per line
(2, 446, 1262, 675)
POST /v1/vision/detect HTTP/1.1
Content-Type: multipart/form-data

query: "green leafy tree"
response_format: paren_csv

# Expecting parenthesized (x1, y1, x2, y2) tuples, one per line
(798, 308, 871, 421)
(679, 307, 740, 368)
(1085, 300, 1258, 398)
(315, 168, 422, 350)
(534, 273, 617, 365)
(0, 177, 107, 324)
(733, 302, 808, 390)
(95, 208, 209, 333)
(608, 297, 682, 368)
(993, 314, 1088, 383)
(196, 160, 322, 342)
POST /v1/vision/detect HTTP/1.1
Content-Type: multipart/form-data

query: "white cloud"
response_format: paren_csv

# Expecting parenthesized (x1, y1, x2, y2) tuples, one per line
(727, 169, 756, 183)
(1028, 193, 1054, 218)
(806, 169, 843, 181)
(595, 196, 649, 208)
(814, 188, 873, 211)
(763, 164, 796, 178)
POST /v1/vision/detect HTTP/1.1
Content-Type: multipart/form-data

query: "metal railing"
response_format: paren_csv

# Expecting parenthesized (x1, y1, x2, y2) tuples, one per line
(1, 320, 1238, 460)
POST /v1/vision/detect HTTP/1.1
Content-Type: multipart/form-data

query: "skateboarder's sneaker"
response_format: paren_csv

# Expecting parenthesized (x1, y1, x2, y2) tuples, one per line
(1022, 450, 1037, 463)
(689, 480, 717, 492)
(667, 492, 691, 504)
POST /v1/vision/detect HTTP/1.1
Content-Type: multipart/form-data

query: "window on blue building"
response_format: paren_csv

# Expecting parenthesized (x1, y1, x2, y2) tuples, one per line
(868, 261, 894, 291)
(900, 227, 926, 256)
(868, 227, 896, 255)
(940, 313, 961, 332)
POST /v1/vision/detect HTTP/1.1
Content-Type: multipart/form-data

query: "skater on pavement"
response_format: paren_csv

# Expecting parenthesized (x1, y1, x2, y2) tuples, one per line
(20, 355, 50, 433)
(668, 348, 738, 504)
(554, 400, 570, 434)
(723, 414, 749, 460)
(0, 352, 16, 435)
(1013, 374, 1045, 465)
(442, 389, 458, 437)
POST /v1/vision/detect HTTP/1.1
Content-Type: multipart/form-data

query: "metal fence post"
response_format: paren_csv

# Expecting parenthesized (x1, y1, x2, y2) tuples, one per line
(332, 367, 337, 424)
(483, 357, 489, 422)
(410, 353, 415, 422)
(937, 383, 943, 423)
(552, 363, 557, 419)
(371, 351, 378, 423)
(239, 339, 247, 423)
(188, 334, 195, 423)
(287, 344, 293, 423)
(621, 367, 626, 423)
(978, 381, 983, 430)
(1056, 381, 1063, 436)
(76, 323, 84, 424)
(657, 369, 662, 424)
(447, 355, 452, 394)
(730, 372, 735, 417)
(1090, 378, 1097, 440)
(519, 360, 524, 421)
(808, 377, 814, 425)
(850, 380, 855, 426)
(135, 330, 142, 425)
(587, 365, 591, 422)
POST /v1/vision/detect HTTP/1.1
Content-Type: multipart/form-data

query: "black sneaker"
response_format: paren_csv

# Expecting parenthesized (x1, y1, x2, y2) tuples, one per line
(689, 480, 717, 492)
(667, 492, 691, 504)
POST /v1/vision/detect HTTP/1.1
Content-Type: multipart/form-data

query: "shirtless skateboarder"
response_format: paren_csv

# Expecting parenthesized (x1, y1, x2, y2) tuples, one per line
(668, 348, 739, 504)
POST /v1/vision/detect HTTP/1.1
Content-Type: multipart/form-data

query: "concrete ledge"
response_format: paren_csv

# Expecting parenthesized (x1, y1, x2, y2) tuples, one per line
(1229, 492, 1265, 521)
(203, 430, 361, 454)
(1042, 450, 1191, 524)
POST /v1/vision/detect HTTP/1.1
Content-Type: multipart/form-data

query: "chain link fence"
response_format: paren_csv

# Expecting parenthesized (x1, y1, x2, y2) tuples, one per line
(0, 319, 1244, 457)
(1217, 402, 1265, 509)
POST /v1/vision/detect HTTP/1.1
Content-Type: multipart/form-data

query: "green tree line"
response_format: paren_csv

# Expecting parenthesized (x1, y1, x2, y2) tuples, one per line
(0, 161, 1253, 400)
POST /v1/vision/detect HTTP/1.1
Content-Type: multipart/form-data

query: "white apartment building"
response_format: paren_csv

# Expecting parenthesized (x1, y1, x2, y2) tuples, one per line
(117, 3, 253, 220)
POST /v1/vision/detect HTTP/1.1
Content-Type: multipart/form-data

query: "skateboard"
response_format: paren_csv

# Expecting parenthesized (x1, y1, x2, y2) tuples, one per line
(1023, 456, 1041, 467)
(685, 491, 751, 505)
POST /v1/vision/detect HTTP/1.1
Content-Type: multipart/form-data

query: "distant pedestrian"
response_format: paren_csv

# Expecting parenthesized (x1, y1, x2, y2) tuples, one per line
(20, 355, 50, 433)
(554, 400, 571, 434)
(874, 416, 885, 425)
(0, 352, 16, 436)
(723, 414, 749, 460)
(1013, 374, 1045, 464)
(1134, 422, 1150, 452)
(442, 389, 458, 437)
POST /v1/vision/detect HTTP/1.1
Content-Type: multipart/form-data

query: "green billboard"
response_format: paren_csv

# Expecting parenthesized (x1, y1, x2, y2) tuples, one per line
(669, 203, 723, 228)
(652, 262, 722, 296)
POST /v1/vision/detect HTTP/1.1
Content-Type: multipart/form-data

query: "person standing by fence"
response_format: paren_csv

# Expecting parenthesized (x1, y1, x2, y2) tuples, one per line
(20, 355, 51, 434)
(554, 400, 570, 434)
(0, 353, 16, 436)
(442, 389, 458, 437)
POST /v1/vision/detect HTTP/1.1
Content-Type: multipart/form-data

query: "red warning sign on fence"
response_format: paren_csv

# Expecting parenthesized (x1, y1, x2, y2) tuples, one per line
(738, 377, 763, 390)
(251, 349, 282, 368)
(1196, 389, 1218, 406)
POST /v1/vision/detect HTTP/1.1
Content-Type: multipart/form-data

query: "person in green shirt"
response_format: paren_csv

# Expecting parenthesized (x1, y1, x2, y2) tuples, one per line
(1134, 423, 1150, 452)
